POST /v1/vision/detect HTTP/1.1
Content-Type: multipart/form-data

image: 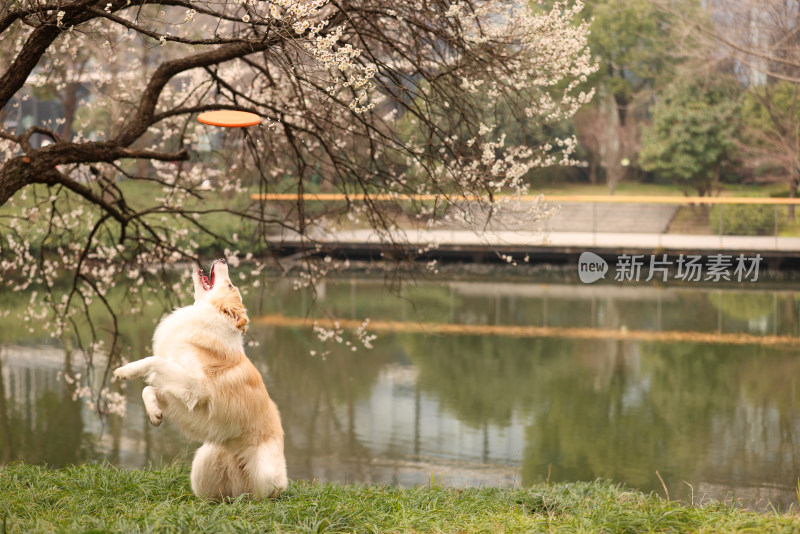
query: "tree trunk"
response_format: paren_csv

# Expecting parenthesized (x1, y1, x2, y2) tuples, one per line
(0, 157, 34, 207)
(589, 157, 597, 185)
(60, 82, 80, 142)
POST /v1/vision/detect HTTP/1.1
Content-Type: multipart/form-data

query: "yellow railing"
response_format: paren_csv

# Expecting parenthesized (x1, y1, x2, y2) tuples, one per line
(253, 313, 800, 347)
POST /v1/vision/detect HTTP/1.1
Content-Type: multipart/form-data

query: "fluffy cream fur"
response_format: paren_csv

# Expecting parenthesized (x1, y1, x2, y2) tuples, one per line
(113, 259, 287, 500)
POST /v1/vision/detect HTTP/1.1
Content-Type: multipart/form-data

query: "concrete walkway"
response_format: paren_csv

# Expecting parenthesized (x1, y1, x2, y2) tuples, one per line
(432, 201, 679, 234)
(530, 202, 680, 233)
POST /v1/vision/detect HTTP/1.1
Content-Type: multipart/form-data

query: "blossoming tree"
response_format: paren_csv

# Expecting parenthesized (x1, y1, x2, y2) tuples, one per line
(0, 0, 594, 411)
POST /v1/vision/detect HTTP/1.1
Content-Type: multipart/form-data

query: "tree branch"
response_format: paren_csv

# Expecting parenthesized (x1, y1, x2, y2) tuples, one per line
(32, 168, 129, 225)
(85, 6, 259, 46)
(113, 37, 282, 146)
(0, 0, 100, 110)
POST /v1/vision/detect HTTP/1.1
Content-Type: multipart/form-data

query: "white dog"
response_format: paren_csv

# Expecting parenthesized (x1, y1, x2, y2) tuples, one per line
(113, 259, 287, 499)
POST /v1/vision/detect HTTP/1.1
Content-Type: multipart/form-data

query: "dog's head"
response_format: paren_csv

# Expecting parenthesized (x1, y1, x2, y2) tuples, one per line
(191, 259, 249, 334)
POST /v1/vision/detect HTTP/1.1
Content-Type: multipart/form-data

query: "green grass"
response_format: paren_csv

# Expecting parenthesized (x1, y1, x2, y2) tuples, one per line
(1, 463, 799, 533)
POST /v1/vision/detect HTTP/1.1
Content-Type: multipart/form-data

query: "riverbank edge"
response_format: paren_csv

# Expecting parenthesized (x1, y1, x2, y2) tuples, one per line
(1, 463, 798, 533)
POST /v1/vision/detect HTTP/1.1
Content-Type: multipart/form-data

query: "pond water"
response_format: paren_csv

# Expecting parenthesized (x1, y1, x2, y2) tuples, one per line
(2, 267, 800, 509)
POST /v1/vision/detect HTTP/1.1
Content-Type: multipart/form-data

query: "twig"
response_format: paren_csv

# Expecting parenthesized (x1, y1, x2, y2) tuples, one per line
(656, 470, 670, 501)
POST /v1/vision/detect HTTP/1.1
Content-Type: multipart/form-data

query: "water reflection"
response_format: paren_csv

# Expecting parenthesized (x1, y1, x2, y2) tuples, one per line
(2, 273, 800, 509)
(0, 347, 87, 465)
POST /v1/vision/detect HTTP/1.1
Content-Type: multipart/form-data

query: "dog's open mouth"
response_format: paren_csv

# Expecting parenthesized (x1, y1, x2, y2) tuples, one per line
(198, 262, 217, 291)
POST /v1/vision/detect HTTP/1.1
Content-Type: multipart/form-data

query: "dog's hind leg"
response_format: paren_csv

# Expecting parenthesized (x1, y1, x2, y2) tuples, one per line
(241, 439, 288, 499)
(141, 386, 163, 426)
(191, 443, 247, 500)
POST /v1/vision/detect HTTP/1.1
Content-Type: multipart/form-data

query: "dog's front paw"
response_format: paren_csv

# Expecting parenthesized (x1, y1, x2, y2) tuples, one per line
(112, 366, 130, 382)
(147, 408, 163, 427)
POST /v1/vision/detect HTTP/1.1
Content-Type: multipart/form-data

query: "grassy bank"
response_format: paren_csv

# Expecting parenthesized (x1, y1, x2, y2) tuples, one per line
(1, 464, 798, 533)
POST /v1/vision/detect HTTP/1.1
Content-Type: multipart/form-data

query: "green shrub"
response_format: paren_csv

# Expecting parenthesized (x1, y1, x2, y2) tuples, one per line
(709, 204, 774, 235)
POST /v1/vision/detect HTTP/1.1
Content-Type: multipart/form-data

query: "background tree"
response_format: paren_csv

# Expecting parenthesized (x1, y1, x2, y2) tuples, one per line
(573, 91, 639, 191)
(661, 0, 800, 200)
(571, 0, 684, 193)
(686, 0, 800, 85)
(740, 81, 800, 217)
(638, 74, 740, 196)
(0, 0, 594, 409)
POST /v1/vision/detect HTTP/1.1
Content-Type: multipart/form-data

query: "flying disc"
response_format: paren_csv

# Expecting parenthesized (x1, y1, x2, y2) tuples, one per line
(197, 110, 261, 128)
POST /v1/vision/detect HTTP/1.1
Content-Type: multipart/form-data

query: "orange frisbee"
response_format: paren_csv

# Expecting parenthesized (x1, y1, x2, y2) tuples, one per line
(197, 110, 261, 128)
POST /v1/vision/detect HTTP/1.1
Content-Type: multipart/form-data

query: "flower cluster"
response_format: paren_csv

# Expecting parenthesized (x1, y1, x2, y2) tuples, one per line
(59, 371, 127, 416)
(311, 316, 377, 356)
